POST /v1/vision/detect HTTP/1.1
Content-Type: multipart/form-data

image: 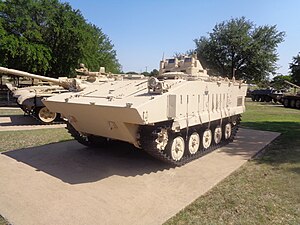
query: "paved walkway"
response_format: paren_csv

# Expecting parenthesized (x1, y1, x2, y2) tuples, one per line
(0, 128, 280, 225)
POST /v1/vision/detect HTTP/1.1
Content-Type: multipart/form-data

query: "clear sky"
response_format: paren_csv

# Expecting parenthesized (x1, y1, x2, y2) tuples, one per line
(64, 0, 299, 75)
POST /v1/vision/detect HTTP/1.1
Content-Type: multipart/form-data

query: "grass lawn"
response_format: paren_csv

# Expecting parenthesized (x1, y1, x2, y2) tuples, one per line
(0, 128, 72, 152)
(165, 99, 300, 225)
(0, 107, 23, 116)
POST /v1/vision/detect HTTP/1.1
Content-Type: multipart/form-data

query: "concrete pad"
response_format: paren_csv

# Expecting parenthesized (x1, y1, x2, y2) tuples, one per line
(0, 128, 280, 225)
(0, 115, 66, 131)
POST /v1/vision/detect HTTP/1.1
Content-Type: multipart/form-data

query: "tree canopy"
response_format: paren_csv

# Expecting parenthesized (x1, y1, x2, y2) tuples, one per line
(289, 53, 300, 85)
(270, 74, 292, 90)
(194, 17, 285, 82)
(0, 0, 120, 77)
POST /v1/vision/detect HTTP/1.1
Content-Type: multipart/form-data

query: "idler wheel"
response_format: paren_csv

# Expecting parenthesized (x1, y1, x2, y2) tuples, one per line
(213, 126, 222, 144)
(202, 129, 212, 149)
(36, 106, 57, 124)
(187, 132, 200, 155)
(167, 135, 185, 161)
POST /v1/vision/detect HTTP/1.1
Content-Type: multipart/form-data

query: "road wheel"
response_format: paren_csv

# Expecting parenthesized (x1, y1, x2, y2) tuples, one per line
(187, 132, 200, 155)
(213, 126, 222, 144)
(290, 99, 296, 108)
(265, 96, 272, 102)
(202, 129, 212, 150)
(36, 106, 57, 124)
(224, 123, 232, 140)
(167, 135, 185, 161)
(283, 99, 289, 108)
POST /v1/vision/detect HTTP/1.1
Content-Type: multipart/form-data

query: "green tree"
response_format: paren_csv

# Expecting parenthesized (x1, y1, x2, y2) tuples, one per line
(126, 71, 138, 75)
(150, 69, 159, 76)
(141, 71, 150, 76)
(194, 17, 285, 82)
(0, 0, 120, 77)
(289, 53, 300, 85)
(270, 74, 292, 89)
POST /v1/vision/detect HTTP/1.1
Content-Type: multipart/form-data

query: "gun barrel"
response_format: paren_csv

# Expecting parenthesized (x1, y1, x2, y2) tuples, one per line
(284, 80, 300, 89)
(0, 66, 69, 88)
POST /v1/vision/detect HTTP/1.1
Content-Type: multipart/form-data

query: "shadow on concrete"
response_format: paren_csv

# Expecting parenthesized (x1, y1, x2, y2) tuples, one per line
(216, 128, 279, 161)
(0, 114, 40, 126)
(2, 127, 286, 184)
(2, 140, 172, 184)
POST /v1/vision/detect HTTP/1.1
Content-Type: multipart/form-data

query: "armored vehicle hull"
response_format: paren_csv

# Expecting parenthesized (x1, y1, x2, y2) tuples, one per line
(251, 89, 282, 103)
(43, 54, 247, 165)
(281, 95, 300, 109)
(44, 78, 247, 165)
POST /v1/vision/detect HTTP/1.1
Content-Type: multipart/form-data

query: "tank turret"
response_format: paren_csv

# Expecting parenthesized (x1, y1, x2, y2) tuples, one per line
(43, 55, 248, 165)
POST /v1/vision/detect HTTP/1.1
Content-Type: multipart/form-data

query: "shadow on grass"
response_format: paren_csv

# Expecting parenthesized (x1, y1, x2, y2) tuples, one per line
(0, 114, 41, 126)
(241, 121, 300, 134)
(2, 140, 172, 184)
(241, 121, 300, 174)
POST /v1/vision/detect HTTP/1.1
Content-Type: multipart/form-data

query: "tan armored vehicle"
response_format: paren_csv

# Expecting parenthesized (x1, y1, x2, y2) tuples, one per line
(1, 65, 102, 123)
(281, 80, 300, 109)
(6, 83, 67, 123)
(2, 65, 143, 123)
(43, 54, 247, 165)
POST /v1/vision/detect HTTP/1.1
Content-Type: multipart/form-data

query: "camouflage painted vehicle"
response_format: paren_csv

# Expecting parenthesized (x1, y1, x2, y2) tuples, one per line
(43, 54, 247, 166)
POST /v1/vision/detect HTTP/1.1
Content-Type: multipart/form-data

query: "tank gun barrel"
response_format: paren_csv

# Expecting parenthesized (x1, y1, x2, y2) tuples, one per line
(284, 80, 300, 89)
(0, 66, 70, 89)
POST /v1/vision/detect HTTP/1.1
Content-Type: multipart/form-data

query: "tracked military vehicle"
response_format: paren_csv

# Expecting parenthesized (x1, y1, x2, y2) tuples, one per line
(6, 83, 67, 123)
(251, 88, 283, 103)
(1, 65, 117, 123)
(43, 54, 247, 165)
(281, 81, 300, 109)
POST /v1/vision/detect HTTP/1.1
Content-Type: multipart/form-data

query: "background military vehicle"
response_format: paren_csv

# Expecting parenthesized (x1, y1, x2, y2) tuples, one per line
(1, 65, 143, 123)
(250, 88, 283, 103)
(281, 80, 300, 109)
(0, 66, 90, 123)
(6, 83, 67, 123)
(43, 54, 248, 165)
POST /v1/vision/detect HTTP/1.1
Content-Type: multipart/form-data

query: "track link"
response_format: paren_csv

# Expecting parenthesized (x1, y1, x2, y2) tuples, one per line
(140, 115, 241, 166)
(66, 122, 108, 147)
